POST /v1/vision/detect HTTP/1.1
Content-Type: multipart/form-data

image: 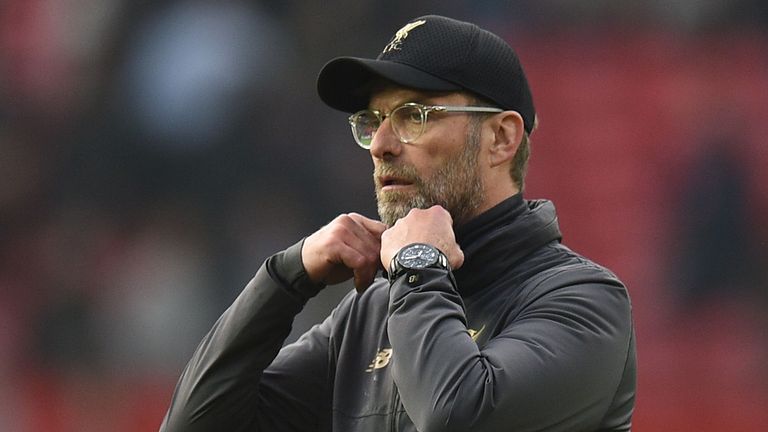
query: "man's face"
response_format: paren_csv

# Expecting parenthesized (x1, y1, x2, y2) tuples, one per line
(368, 87, 486, 227)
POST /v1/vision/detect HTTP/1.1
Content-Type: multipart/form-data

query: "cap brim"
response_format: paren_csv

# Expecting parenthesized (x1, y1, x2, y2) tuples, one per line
(317, 57, 461, 113)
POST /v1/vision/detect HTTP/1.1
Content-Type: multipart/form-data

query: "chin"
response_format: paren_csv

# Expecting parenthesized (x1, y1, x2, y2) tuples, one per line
(377, 198, 422, 226)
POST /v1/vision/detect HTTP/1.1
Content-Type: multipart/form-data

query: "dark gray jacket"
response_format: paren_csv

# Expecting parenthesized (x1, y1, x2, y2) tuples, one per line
(161, 195, 636, 431)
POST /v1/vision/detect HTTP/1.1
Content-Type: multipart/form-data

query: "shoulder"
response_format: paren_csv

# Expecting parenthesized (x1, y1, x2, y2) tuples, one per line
(523, 242, 626, 294)
(512, 243, 633, 327)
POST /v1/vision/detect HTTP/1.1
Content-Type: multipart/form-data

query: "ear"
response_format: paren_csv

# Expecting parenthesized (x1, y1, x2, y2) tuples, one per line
(487, 111, 525, 168)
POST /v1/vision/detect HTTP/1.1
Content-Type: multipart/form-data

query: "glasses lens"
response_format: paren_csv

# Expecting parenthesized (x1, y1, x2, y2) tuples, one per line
(350, 111, 379, 148)
(391, 104, 425, 143)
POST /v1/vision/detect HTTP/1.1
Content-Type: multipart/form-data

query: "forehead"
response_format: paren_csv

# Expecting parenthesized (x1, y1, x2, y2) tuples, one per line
(367, 85, 471, 110)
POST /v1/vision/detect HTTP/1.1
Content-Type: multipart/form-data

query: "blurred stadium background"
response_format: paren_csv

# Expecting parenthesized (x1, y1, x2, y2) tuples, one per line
(1, 0, 767, 430)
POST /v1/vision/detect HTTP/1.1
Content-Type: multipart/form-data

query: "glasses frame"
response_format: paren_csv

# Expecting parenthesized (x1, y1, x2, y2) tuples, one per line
(348, 102, 503, 149)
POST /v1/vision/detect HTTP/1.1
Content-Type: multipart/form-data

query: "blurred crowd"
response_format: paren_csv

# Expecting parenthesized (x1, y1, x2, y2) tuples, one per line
(1, 1, 767, 430)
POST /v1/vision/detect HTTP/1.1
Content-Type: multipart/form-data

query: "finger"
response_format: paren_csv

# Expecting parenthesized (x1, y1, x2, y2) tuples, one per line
(353, 264, 378, 293)
(347, 213, 388, 236)
(334, 241, 379, 276)
(340, 243, 380, 291)
(303, 216, 380, 285)
(333, 215, 382, 261)
(427, 205, 454, 226)
(335, 214, 381, 243)
(332, 220, 381, 284)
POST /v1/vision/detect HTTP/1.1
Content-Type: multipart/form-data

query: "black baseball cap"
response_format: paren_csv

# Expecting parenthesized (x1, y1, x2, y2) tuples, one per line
(317, 15, 536, 133)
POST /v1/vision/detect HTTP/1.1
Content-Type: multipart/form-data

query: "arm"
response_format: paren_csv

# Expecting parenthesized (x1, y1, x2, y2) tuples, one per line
(380, 206, 633, 432)
(161, 213, 387, 431)
(160, 241, 330, 432)
(387, 267, 633, 432)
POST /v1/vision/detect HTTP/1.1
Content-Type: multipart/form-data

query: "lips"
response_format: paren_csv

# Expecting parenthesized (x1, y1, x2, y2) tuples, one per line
(379, 175, 414, 188)
(375, 164, 419, 191)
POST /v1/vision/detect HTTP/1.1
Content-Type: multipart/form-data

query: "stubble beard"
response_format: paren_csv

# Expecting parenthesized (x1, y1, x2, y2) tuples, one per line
(374, 125, 485, 227)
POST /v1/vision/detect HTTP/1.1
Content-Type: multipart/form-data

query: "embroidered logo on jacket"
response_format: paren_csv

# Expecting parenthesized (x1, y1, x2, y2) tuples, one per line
(366, 348, 393, 372)
(468, 325, 486, 342)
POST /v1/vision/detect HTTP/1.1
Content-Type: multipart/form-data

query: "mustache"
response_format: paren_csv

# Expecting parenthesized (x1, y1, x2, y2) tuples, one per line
(374, 163, 421, 186)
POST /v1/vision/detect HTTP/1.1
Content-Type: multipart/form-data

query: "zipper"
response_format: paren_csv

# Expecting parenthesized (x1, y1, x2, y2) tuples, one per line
(389, 380, 401, 432)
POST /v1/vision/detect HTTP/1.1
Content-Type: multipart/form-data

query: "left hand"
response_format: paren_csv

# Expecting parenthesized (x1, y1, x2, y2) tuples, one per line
(380, 205, 465, 270)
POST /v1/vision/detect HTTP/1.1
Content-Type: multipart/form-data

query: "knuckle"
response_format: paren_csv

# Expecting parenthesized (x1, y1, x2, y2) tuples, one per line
(355, 253, 371, 268)
(335, 214, 353, 225)
(367, 251, 380, 263)
(326, 225, 343, 239)
(329, 219, 350, 235)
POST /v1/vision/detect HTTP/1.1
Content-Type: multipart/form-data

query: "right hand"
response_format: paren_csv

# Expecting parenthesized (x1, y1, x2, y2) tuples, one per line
(301, 213, 388, 293)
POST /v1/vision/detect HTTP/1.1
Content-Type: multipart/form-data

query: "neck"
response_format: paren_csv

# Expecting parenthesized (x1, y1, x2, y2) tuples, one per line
(465, 181, 519, 225)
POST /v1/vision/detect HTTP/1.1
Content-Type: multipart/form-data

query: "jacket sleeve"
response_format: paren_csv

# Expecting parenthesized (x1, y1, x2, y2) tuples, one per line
(160, 240, 333, 432)
(386, 265, 634, 432)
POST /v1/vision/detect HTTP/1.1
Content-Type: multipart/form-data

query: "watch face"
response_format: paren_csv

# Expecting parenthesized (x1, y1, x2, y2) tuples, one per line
(398, 244, 439, 269)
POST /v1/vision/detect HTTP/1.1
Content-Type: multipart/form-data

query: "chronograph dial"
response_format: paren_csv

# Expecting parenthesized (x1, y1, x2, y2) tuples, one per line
(388, 243, 450, 284)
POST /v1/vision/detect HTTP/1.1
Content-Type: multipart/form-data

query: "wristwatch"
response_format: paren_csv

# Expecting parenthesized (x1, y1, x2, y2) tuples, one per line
(388, 243, 450, 284)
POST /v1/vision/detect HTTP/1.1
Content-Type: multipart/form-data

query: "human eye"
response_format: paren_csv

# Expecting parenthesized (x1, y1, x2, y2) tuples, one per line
(356, 111, 380, 127)
(396, 105, 423, 125)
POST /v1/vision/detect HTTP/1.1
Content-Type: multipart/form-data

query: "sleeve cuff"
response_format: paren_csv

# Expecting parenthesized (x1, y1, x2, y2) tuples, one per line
(266, 238, 325, 303)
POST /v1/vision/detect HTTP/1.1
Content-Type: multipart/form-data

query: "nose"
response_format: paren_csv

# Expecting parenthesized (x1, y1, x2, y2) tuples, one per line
(369, 117, 402, 160)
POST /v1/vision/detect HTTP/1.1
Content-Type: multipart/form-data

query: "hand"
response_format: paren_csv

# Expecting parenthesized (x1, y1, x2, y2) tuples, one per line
(380, 206, 464, 270)
(302, 213, 388, 293)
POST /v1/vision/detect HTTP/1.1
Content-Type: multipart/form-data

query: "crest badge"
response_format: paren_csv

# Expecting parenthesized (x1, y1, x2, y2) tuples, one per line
(468, 325, 485, 342)
(382, 19, 427, 54)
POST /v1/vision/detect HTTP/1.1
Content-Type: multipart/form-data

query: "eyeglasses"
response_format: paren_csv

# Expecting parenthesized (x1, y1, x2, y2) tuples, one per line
(348, 102, 503, 149)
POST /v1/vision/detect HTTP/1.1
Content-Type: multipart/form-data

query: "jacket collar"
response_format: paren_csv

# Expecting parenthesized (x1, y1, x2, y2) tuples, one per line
(453, 194, 562, 296)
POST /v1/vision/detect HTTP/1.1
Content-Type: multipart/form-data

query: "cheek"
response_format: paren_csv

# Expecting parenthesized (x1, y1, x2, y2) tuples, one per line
(421, 129, 466, 161)
(410, 154, 442, 179)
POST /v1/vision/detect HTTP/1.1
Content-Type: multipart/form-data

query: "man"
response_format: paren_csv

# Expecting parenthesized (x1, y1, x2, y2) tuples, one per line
(161, 15, 636, 432)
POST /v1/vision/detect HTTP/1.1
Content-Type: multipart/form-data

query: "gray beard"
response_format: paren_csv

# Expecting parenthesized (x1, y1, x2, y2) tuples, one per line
(374, 126, 484, 227)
